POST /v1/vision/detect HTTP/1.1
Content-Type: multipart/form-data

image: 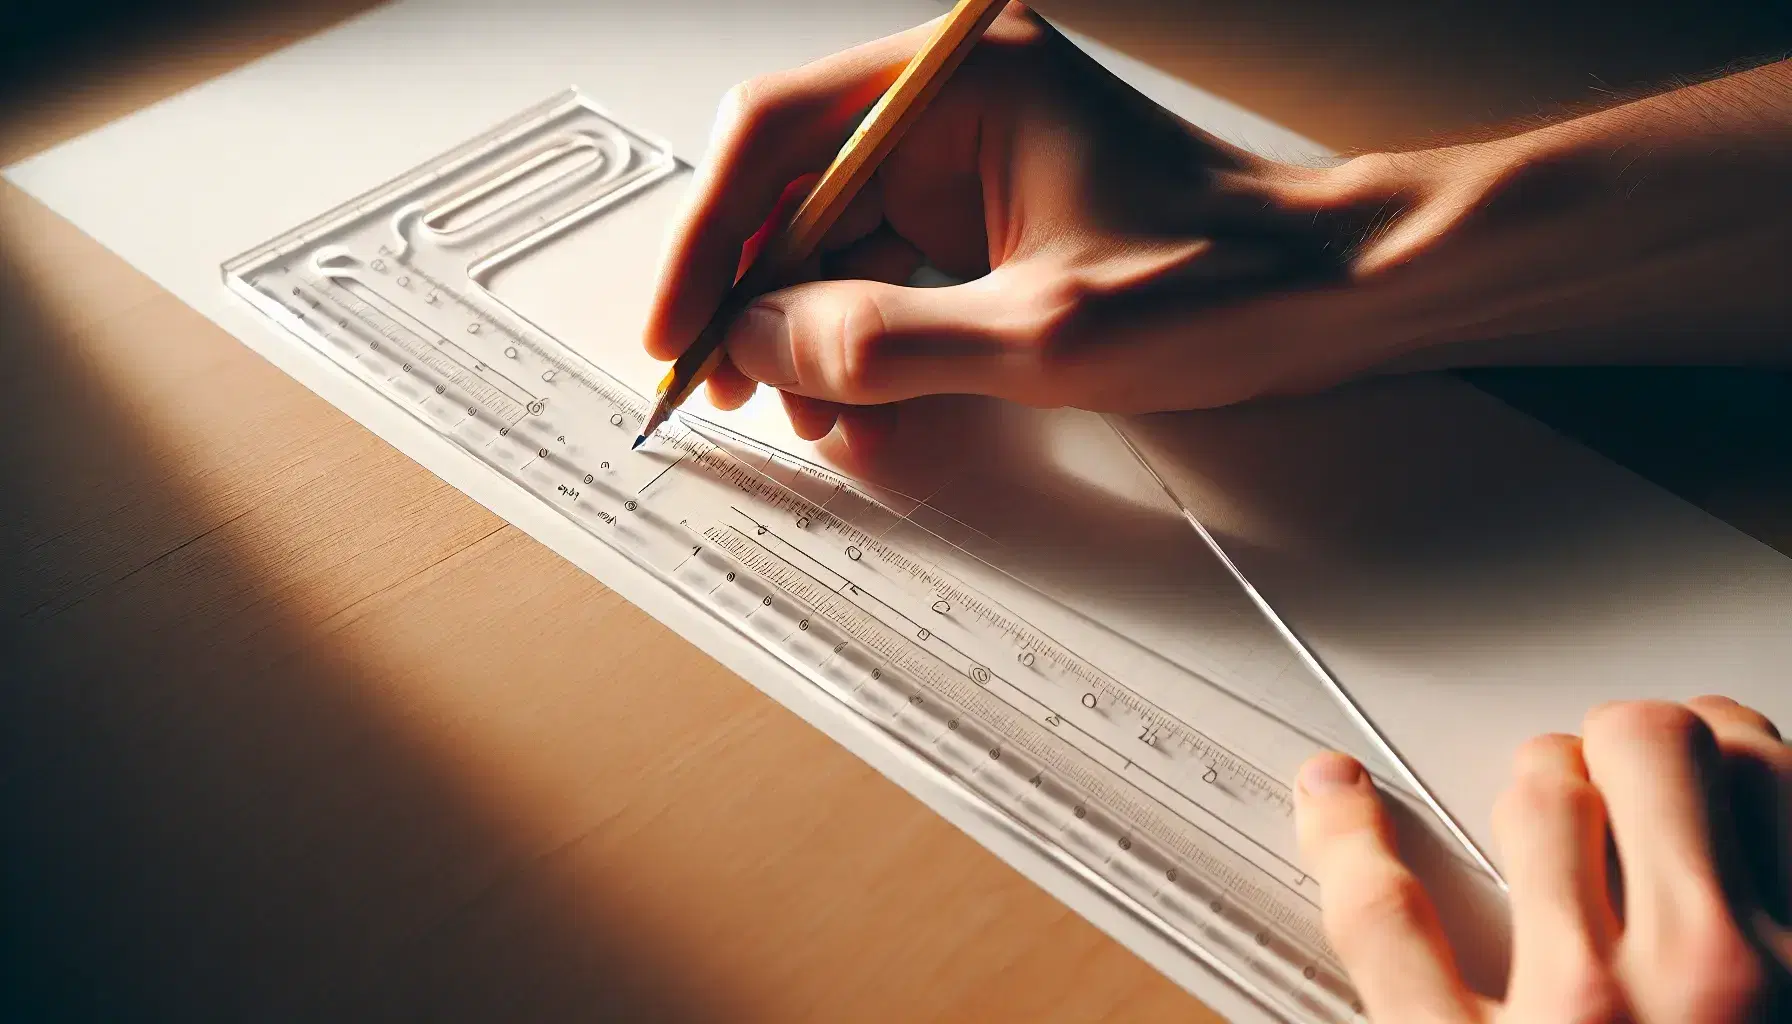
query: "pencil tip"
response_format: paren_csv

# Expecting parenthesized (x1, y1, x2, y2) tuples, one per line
(631, 434, 647, 451)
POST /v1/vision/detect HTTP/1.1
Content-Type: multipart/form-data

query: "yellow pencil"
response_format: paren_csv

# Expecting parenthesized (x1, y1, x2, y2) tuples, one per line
(634, 0, 1008, 450)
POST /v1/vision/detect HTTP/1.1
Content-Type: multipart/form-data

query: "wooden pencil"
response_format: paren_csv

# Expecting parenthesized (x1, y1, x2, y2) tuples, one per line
(634, 0, 1009, 449)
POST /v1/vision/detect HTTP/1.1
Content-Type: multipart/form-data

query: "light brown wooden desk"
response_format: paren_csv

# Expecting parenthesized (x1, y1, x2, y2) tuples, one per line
(4, 2, 1788, 1020)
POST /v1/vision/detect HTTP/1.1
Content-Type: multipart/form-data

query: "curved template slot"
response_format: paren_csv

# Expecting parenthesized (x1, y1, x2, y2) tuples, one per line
(421, 136, 615, 238)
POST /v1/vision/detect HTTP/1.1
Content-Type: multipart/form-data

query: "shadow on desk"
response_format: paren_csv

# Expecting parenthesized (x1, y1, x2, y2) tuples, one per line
(0, 216, 715, 1019)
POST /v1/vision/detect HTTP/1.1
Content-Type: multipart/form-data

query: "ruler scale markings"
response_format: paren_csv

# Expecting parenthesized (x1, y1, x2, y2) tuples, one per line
(735, 512, 1303, 838)
(719, 485, 1299, 819)
(300, 279, 532, 421)
(708, 525, 1328, 954)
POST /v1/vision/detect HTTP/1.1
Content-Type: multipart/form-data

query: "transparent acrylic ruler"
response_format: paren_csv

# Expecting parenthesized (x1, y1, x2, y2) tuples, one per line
(225, 90, 1367, 1023)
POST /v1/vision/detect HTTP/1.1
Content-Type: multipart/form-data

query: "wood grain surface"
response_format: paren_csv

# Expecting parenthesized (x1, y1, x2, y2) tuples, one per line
(3, 2, 1787, 1021)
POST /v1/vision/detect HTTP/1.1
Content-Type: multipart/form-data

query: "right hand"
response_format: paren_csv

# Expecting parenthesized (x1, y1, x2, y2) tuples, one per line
(643, 4, 1386, 443)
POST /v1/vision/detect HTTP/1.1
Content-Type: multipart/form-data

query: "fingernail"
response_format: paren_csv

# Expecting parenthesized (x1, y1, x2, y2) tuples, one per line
(725, 305, 795, 388)
(1299, 753, 1363, 795)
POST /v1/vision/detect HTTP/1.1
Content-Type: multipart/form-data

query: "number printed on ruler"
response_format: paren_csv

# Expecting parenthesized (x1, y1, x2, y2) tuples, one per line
(224, 90, 1370, 1024)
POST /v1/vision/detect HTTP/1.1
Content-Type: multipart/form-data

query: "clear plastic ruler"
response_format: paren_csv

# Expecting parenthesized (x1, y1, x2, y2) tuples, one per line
(225, 89, 1407, 1022)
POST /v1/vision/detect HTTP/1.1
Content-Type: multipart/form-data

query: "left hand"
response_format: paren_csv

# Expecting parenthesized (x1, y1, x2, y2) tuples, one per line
(1295, 696, 1791, 1023)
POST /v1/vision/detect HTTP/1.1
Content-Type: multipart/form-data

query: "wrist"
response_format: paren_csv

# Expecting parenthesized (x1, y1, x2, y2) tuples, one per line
(1309, 65, 1792, 373)
(1320, 135, 1602, 365)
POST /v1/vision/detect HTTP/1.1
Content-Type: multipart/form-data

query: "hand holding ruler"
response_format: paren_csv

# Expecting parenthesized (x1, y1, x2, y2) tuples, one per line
(225, 91, 1491, 1022)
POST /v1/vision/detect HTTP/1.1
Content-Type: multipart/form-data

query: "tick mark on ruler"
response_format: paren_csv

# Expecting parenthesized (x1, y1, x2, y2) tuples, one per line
(730, 506, 768, 533)
(638, 456, 683, 495)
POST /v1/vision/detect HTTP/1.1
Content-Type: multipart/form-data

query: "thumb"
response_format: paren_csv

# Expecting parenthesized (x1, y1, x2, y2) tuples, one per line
(1294, 752, 1477, 1023)
(722, 273, 1040, 406)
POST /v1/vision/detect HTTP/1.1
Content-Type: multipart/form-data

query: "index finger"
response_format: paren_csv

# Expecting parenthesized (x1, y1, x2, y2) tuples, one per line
(643, 22, 937, 360)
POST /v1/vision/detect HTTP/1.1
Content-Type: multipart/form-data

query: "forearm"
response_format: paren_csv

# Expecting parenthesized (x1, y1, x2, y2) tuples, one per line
(1330, 58, 1792, 374)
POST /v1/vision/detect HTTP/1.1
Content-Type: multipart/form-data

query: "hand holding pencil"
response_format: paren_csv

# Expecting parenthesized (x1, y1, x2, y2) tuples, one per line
(634, 0, 1008, 448)
(641, 1, 1360, 445)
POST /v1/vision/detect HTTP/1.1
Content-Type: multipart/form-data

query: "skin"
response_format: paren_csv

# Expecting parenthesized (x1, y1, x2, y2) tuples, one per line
(1298, 697, 1790, 1022)
(645, 5, 1792, 1017)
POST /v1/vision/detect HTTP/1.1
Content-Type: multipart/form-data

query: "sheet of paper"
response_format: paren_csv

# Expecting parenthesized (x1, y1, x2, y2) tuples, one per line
(1119, 381, 1792, 858)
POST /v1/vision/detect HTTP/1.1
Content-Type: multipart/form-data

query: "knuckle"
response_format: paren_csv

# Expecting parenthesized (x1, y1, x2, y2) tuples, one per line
(1584, 699, 1708, 749)
(1324, 859, 1434, 952)
(1493, 770, 1603, 837)
(1522, 766, 1601, 818)
(714, 81, 755, 134)
(1020, 274, 1099, 393)
(1687, 693, 1743, 712)
(1514, 731, 1582, 764)
(831, 291, 892, 402)
(1326, 151, 1407, 204)
(1687, 693, 1782, 739)
(1509, 732, 1585, 778)
(1494, 734, 1600, 838)
(1318, 152, 1438, 250)
(973, 4, 1049, 54)
(716, 73, 791, 139)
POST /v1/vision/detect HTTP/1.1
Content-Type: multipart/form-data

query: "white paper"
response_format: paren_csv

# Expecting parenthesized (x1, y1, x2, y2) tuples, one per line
(1120, 379, 1792, 856)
